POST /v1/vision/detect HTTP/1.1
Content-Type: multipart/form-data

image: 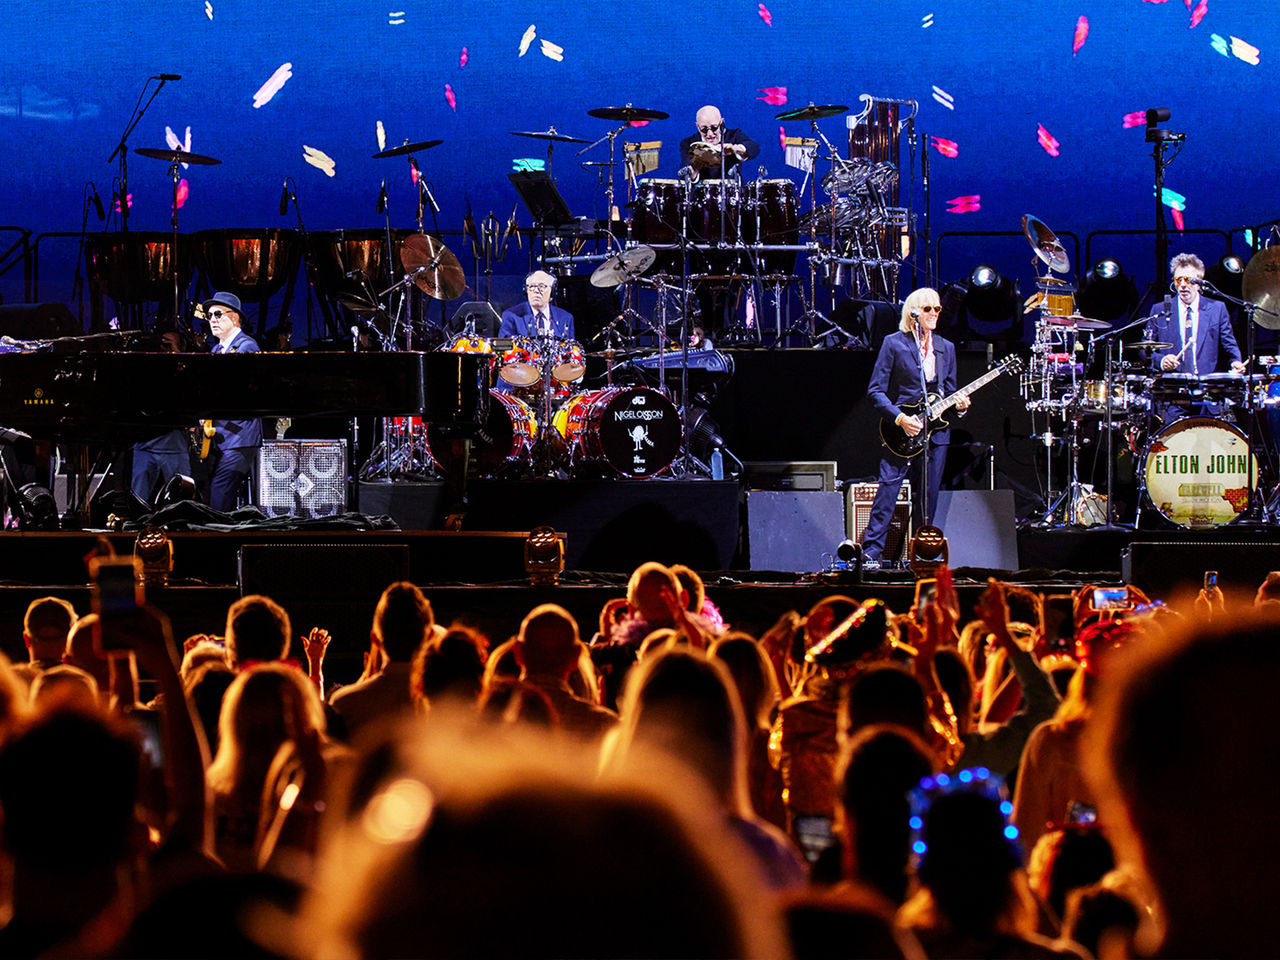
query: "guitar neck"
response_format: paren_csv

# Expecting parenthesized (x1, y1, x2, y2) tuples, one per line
(929, 363, 1010, 417)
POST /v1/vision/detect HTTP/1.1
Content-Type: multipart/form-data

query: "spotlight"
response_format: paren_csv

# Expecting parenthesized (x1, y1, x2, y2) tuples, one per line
(908, 524, 949, 577)
(1075, 258, 1138, 323)
(134, 526, 173, 586)
(17, 483, 58, 531)
(836, 539, 861, 564)
(963, 265, 1021, 337)
(524, 524, 565, 587)
(1204, 253, 1245, 301)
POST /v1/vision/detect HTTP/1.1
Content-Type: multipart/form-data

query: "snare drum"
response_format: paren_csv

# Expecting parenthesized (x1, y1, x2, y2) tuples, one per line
(498, 336, 542, 387)
(552, 386, 681, 478)
(427, 390, 537, 478)
(1142, 416, 1256, 528)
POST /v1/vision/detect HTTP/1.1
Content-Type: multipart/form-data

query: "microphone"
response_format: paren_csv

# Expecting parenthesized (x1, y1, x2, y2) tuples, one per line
(345, 268, 366, 280)
(1186, 277, 1205, 285)
(88, 182, 105, 221)
(910, 310, 921, 320)
(375, 180, 387, 215)
(279, 180, 290, 216)
(157, 74, 182, 81)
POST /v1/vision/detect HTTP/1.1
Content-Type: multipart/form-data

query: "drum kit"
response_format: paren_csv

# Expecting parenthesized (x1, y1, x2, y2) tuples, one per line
(1020, 217, 1280, 529)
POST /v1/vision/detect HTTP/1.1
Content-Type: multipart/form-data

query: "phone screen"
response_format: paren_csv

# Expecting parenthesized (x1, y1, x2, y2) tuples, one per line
(1042, 594, 1075, 648)
(90, 557, 142, 652)
(1205, 570, 1218, 590)
(1091, 586, 1132, 612)
(914, 578, 938, 612)
(1067, 801, 1098, 825)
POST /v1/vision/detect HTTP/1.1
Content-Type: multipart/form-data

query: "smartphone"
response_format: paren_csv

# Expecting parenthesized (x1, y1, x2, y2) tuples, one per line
(1066, 801, 1098, 825)
(129, 709, 165, 771)
(914, 577, 938, 613)
(1204, 570, 1218, 590)
(1091, 586, 1133, 612)
(90, 556, 142, 652)
(1041, 593, 1076, 649)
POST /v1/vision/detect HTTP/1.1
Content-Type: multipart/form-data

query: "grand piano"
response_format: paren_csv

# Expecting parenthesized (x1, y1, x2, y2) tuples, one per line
(0, 350, 490, 436)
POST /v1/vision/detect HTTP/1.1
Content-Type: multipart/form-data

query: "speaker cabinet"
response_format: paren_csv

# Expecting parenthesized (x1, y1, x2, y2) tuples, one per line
(257, 440, 347, 519)
(747, 491, 845, 572)
(932, 489, 1019, 571)
(846, 482, 912, 564)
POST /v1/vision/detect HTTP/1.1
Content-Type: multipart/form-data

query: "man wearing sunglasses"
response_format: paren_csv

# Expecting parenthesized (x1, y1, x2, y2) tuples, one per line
(862, 288, 968, 569)
(203, 291, 261, 512)
(678, 105, 759, 183)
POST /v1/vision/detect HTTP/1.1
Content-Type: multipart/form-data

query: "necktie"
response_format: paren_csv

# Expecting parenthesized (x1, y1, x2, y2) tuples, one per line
(1184, 307, 1195, 374)
(536, 313, 548, 335)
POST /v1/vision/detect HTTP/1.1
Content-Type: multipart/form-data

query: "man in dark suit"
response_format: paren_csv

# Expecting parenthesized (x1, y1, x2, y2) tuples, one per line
(862, 288, 969, 569)
(498, 270, 575, 341)
(678, 105, 760, 182)
(204, 291, 261, 512)
(1146, 252, 1245, 420)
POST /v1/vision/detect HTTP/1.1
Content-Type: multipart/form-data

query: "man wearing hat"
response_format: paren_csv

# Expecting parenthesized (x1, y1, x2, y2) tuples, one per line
(204, 292, 261, 512)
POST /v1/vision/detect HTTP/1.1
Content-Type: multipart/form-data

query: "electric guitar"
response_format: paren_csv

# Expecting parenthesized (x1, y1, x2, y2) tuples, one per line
(878, 354, 1023, 458)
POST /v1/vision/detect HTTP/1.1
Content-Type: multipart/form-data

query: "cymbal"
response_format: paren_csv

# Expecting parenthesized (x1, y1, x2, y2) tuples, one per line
(581, 161, 615, 167)
(1127, 340, 1173, 351)
(400, 234, 466, 300)
(337, 293, 384, 316)
(372, 139, 443, 159)
(775, 103, 848, 122)
(1022, 214, 1069, 274)
(1070, 315, 1111, 331)
(588, 105, 669, 122)
(135, 147, 221, 166)
(588, 346, 645, 359)
(591, 245, 657, 288)
(1243, 247, 1280, 330)
(510, 129, 590, 144)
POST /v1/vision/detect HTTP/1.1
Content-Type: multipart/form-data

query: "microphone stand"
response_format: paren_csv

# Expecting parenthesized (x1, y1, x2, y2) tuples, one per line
(912, 319, 932, 534)
(106, 76, 171, 233)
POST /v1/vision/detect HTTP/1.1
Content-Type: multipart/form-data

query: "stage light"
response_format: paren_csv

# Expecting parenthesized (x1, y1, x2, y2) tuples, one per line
(963, 265, 1021, 335)
(1076, 258, 1138, 323)
(524, 524, 564, 587)
(17, 483, 58, 531)
(1205, 253, 1245, 301)
(134, 526, 173, 586)
(908, 524, 948, 577)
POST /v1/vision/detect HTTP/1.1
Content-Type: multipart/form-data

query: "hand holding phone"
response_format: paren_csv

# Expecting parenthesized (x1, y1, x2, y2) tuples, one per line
(90, 556, 143, 655)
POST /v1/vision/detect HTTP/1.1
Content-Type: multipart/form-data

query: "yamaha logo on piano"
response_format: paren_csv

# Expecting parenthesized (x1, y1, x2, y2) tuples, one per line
(24, 388, 52, 406)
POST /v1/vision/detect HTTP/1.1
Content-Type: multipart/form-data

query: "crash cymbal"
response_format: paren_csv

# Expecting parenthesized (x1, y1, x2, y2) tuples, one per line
(1127, 340, 1173, 351)
(1068, 315, 1111, 331)
(1022, 214, 1070, 274)
(1243, 247, 1280, 330)
(400, 233, 466, 301)
(372, 139, 443, 159)
(135, 147, 221, 166)
(588, 105, 669, 122)
(775, 103, 849, 122)
(591, 245, 657, 288)
(511, 129, 591, 144)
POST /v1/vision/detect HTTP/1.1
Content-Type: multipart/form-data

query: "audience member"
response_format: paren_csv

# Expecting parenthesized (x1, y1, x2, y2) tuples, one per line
(225, 595, 292, 670)
(14, 596, 76, 686)
(514, 603, 616, 740)
(413, 625, 489, 711)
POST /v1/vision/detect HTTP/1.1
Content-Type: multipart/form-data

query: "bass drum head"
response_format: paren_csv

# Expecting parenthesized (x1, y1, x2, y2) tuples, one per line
(572, 387, 681, 478)
(1142, 415, 1255, 528)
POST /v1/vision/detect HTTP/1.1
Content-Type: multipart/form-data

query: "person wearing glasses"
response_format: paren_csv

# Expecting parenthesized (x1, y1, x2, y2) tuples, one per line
(499, 270, 575, 341)
(678, 105, 760, 182)
(1145, 252, 1244, 421)
(861, 288, 968, 570)
(204, 292, 261, 512)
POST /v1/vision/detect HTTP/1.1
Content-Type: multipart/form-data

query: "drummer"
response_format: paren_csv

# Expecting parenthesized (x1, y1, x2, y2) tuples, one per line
(1145, 252, 1245, 420)
(678, 105, 760, 182)
(499, 270, 575, 341)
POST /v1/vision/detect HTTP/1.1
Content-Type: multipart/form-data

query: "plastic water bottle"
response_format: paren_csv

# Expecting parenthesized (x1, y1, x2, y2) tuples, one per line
(711, 448, 724, 480)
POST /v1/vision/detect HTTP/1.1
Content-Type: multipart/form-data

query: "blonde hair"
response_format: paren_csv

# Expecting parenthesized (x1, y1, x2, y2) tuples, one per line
(899, 287, 941, 334)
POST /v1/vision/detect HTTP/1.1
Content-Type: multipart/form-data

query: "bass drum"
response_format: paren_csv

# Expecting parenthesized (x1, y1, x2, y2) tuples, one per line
(552, 387, 681, 478)
(1142, 416, 1256, 528)
(427, 391, 536, 478)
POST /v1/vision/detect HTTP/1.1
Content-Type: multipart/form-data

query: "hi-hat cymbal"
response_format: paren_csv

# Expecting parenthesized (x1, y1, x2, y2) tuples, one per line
(588, 346, 645, 359)
(591, 246, 657, 288)
(372, 139, 443, 159)
(1243, 247, 1280, 330)
(588, 105, 669, 122)
(775, 103, 848, 121)
(511, 129, 590, 144)
(1070, 315, 1111, 331)
(1127, 339, 1173, 351)
(400, 234, 466, 300)
(135, 147, 221, 166)
(1022, 214, 1070, 274)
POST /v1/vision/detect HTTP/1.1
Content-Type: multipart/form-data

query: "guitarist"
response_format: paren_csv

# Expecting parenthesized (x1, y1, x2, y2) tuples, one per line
(862, 288, 969, 570)
(203, 292, 262, 513)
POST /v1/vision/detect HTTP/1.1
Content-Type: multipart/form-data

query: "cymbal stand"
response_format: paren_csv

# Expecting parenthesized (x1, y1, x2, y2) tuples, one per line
(164, 157, 185, 323)
(107, 75, 173, 233)
(576, 123, 629, 223)
(410, 153, 447, 344)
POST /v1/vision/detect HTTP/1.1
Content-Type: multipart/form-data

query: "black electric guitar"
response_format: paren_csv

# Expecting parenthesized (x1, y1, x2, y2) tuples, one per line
(878, 354, 1023, 458)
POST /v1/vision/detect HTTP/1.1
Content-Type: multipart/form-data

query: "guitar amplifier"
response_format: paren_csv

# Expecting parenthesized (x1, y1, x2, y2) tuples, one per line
(257, 440, 347, 519)
(846, 482, 912, 564)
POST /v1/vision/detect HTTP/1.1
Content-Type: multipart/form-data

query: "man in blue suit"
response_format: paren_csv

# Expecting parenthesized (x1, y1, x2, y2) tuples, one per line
(204, 291, 262, 512)
(1146, 252, 1244, 420)
(499, 270, 575, 341)
(862, 287, 969, 569)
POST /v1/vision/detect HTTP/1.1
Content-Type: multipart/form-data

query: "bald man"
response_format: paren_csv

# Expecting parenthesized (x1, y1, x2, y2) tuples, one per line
(499, 270, 575, 341)
(678, 105, 760, 182)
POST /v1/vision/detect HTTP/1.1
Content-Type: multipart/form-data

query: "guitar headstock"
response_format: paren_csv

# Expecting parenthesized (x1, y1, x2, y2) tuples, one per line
(998, 353, 1024, 376)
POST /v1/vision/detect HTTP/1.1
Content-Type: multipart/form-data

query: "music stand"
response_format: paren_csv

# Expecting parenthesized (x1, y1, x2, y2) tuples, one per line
(507, 171, 574, 226)
(448, 300, 502, 337)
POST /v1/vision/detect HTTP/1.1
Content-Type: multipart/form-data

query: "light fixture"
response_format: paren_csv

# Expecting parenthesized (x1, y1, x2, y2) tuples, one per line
(908, 525, 949, 577)
(1204, 253, 1245, 301)
(963, 265, 1022, 336)
(17, 483, 58, 530)
(524, 524, 564, 587)
(1075, 258, 1138, 323)
(134, 526, 173, 586)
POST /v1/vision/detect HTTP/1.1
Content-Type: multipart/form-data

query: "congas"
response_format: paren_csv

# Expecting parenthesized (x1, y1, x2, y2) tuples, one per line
(1142, 416, 1256, 528)
(749, 178, 799, 274)
(630, 179, 687, 273)
(427, 390, 536, 478)
(552, 386, 681, 478)
(690, 179, 744, 244)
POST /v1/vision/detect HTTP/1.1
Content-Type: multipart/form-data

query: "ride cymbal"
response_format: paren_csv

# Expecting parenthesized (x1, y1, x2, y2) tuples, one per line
(400, 233, 466, 301)
(1243, 247, 1280, 330)
(135, 147, 221, 165)
(775, 103, 848, 121)
(372, 139, 443, 159)
(511, 129, 590, 144)
(588, 105, 669, 122)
